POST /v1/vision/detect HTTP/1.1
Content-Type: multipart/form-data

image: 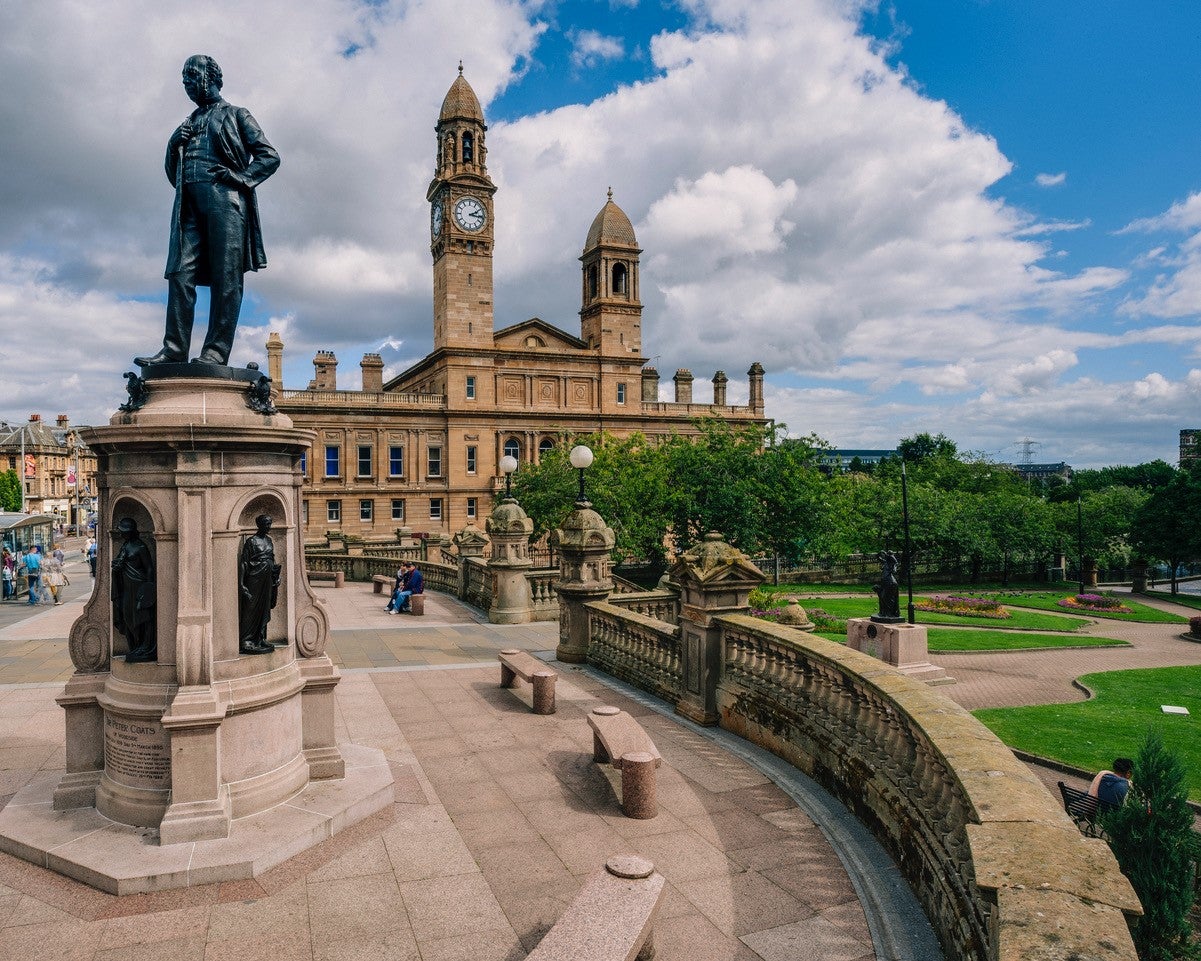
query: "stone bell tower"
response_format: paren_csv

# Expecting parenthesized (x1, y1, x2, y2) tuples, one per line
(580, 189, 642, 357)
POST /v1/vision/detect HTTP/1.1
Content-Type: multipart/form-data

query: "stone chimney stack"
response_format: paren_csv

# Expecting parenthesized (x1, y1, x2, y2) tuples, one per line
(313, 350, 338, 391)
(28, 414, 41, 422)
(360, 353, 384, 392)
(641, 367, 660, 402)
(712, 371, 728, 407)
(673, 369, 693, 404)
(266, 332, 284, 388)
(747, 362, 765, 414)
(56, 414, 70, 427)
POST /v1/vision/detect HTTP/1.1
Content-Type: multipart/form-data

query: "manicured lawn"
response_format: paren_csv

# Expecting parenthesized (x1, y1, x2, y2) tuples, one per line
(981, 591, 1187, 624)
(794, 596, 1088, 632)
(974, 665, 1201, 801)
(926, 628, 1127, 652)
(1144, 590, 1201, 612)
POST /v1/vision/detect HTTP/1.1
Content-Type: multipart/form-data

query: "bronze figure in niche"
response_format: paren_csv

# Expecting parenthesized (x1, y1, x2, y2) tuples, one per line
(239, 514, 281, 655)
(112, 518, 158, 662)
(136, 55, 280, 368)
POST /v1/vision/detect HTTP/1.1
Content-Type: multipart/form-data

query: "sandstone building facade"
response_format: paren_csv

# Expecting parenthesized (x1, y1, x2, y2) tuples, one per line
(276, 69, 768, 540)
(0, 414, 98, 527)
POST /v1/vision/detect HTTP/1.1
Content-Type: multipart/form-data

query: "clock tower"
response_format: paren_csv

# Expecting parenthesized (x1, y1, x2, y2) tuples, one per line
(429, 65, 496, 351)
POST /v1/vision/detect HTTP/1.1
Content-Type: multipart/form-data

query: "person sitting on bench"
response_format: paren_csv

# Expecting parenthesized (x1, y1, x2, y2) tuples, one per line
(385, 563, 410, 614)
(387, 562, 423, 614)
(1088, 757, 1133, 807)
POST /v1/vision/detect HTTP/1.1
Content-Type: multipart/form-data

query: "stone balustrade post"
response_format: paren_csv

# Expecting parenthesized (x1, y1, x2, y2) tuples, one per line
(485, 497, 535, 624)
(670, 532, 764, 725)
(550, 500, 615, 663)
(452, 524, 489, 600)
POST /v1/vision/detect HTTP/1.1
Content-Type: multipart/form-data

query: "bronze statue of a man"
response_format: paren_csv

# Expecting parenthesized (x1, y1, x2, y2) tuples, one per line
(238, 514, 282, 655)
(136, 55, 280, 368)
(111, 517, 157, 662)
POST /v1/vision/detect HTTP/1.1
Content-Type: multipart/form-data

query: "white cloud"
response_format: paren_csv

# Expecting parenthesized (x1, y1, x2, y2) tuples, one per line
(567, 29, 625, 69)
(1035, 172, 1066, 187)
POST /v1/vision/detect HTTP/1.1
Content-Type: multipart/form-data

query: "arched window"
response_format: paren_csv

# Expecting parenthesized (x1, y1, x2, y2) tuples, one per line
(587, 264, 599, 299)
(462, 132, 474, 162)
(503, 438, 520, 462)
(538, 438, 554, 461)
(613, 262, 627, 295)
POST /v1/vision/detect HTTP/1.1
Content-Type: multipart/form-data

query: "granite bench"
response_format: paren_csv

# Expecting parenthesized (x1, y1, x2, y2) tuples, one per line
(307, 570, 344, 588)
(498, 649, 556, 714)
(525, 855, 665, 961)
(372, 574, 391, 594)
(587, 706, 661, 819)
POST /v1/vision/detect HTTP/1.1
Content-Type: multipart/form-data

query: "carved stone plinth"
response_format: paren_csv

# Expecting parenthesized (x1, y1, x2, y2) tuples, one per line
(0, 373, 390, 890)
(486, 498, 534, 624)
(551, 501, 615, 663)
(846, 618, 953, 685)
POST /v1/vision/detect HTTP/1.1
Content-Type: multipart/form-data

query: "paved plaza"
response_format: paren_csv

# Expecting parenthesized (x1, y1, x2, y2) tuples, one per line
(0, 555, 1198, 959)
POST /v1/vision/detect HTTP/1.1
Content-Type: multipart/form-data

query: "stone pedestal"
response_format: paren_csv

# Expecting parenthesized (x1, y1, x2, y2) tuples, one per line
(486, 498, 534, 624)
(551, 501, 615, 663)
(671, 533, 765, 725)
(1130, 558, 1147, 594)
(0, 371, 391, 891)
(846, 618, 952, 685)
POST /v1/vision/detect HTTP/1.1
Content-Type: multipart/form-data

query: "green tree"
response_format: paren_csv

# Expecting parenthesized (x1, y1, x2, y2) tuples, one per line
(897, 431, 957, 464)
(1131, 472, 1201, 593)
(0, 469, 20, 512)
(1102, 731, 1201, 961)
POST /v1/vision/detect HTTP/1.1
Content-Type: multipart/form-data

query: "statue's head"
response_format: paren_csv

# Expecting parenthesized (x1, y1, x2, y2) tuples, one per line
(116, 517, 139, 540)
(255, 513, 273, 532)
(182, 55, 223, 106)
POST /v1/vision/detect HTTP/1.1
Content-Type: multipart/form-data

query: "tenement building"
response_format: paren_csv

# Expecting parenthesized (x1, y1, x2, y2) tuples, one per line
(0, 414, 98, 527)
(275, 68, 768, 540)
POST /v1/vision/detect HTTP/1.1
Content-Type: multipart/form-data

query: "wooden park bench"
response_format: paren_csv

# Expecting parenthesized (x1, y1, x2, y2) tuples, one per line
(588, 707, 661, 819)
(307, 570, 344, 588)
(525, 855, 665, 961)
(498, 649, 556, 714)
(1058, 781, 1116, 839)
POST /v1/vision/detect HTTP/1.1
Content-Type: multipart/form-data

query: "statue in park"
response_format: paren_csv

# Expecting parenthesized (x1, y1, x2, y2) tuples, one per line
(872, 550, 901, 622)
(136, 55, 280, 369)
(111, 518, 158, 662)
(238, 514, 282, 655)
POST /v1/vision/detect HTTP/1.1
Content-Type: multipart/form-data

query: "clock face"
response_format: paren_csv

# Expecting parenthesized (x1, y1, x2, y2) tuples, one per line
(431, 199, 443, 239)
(453, 196, 487, 232)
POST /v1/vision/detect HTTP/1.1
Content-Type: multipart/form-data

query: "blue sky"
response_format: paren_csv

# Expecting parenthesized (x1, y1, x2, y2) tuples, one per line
(1, 0, 1200, 468)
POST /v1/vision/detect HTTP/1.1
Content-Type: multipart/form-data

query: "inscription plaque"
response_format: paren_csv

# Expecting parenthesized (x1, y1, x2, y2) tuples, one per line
(103, 713, 170, 788)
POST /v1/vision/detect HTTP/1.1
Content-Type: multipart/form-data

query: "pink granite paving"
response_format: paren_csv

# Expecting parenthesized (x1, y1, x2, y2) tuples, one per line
(0, 666, 878, 960)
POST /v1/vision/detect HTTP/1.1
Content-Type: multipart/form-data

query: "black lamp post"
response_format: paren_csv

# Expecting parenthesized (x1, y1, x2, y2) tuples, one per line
(569, 445, 593, 504)
(902, 461, 915, 624)
(1076, 497, 1085, 595)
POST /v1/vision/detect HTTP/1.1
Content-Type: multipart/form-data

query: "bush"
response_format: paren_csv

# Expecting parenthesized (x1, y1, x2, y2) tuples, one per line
(1102, 730, 1201, 961)
(1189, 615, 1201, 637)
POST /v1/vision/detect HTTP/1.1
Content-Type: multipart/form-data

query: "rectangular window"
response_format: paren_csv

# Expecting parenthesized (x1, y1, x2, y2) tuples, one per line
(357, 445, 373, 478)
(302, 500, 309, 525)
(324, 445, 340, 478)
(391, 499, 405, 521)
(429, 498, 442, 521)
(427, 446, 442, 478)
(466, 445, 477, 475)
(359, 499, 373, 521)
(466, 497, 477, 519)
(466, 375, 476, 400)
(299, 451, 307, 477)
(617, 382, 627, 404)
(327, 499, 341, 523)
(388, 445, 404, 477)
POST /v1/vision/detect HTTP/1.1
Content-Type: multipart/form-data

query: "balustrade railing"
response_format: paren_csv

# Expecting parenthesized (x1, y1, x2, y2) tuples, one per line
(585, 601, 682, 703)
(526, 570, 558, 619)
(606, 590, 678, 623)
(464, 558, 491, 611)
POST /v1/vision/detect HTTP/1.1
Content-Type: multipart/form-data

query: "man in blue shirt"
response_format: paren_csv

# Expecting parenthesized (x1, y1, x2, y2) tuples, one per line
(389, 562, 424, 614)
(22, 546, 42, 606)
(1089, 757, 1133, 807)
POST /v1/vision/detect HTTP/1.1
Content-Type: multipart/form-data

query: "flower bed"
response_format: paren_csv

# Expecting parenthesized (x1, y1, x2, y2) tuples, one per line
(914, 595, 1010, 620)
(1058, 593, 1133, 614)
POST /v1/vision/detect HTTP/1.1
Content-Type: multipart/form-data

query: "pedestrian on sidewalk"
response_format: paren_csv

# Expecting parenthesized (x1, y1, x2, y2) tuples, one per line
(22, 546, 43, 606)
(44, 555, 69, 606)
(86, 537, 97, 578)
(1, 549, 14, 601)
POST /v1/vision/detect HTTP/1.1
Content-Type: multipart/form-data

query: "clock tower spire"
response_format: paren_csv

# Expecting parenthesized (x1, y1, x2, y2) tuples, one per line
(429, 66, 496, 351)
